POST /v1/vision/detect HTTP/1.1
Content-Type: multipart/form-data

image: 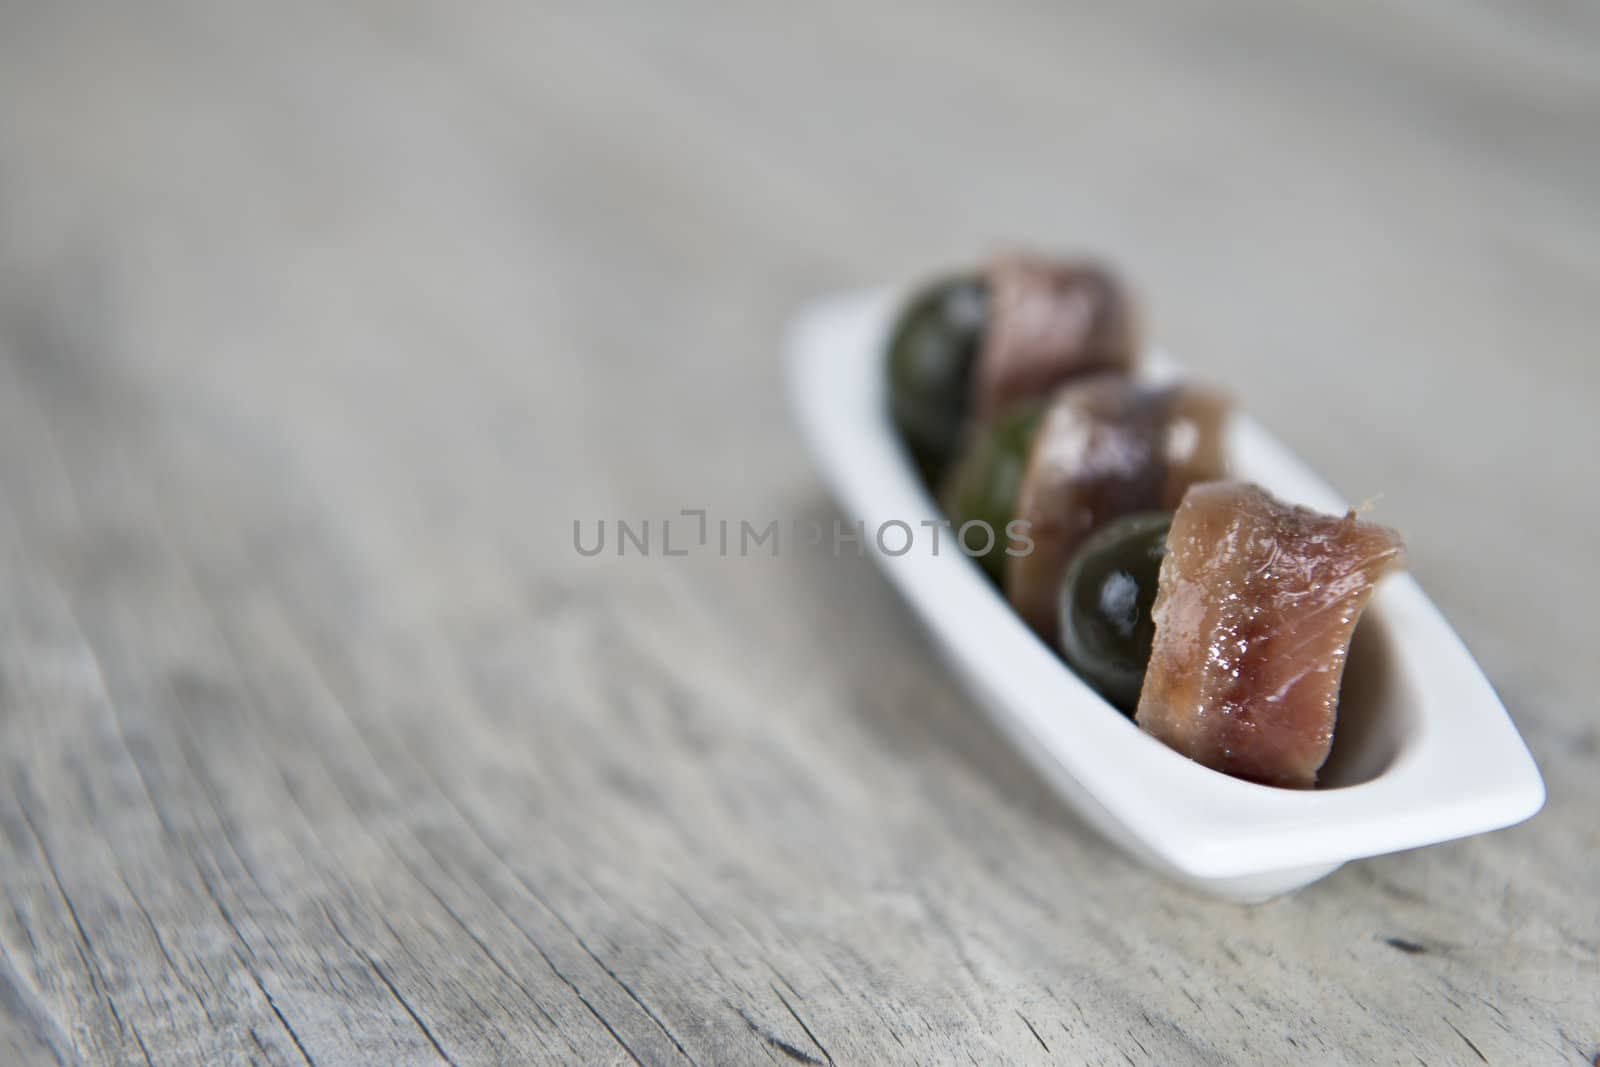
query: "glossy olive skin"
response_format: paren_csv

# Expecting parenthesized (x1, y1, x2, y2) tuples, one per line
(888, 276, 990, 482)
(939, 404, 1042, 583)
(1058, 512, 1173, 715)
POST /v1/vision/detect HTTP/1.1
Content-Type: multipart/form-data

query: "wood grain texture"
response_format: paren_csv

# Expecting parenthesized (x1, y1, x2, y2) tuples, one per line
(0, 1, 1596, 1063)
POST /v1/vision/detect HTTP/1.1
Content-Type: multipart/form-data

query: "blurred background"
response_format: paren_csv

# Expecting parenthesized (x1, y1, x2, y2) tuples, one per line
(1, 2, 1596, 1063)
(4, 2, 1595, 630)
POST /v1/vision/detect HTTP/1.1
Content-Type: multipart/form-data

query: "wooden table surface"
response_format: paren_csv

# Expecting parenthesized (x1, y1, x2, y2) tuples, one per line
(1, 2, 1596, 1063)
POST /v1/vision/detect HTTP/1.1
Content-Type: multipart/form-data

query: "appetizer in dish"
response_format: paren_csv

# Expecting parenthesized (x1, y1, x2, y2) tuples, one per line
(942, 376, 1230, 642)
(1136, 483, 1405, 788)
(890, 255, 1406, 789)
(1007, 377, 1228, 643)
(888, 255, 1138, 483)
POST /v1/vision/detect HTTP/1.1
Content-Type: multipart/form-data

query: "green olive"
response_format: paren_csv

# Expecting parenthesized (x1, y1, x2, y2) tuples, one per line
(1058, 512, 1172, 715)
(939, 404, 1043, 583)
(888, 276, 990, 482)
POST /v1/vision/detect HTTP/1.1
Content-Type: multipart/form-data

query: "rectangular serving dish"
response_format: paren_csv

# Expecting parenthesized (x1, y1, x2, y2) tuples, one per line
(785, 288, 1545, 901)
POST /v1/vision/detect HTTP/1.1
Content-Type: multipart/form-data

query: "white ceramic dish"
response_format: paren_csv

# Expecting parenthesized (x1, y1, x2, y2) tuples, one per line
(785, 288, 1545, 902)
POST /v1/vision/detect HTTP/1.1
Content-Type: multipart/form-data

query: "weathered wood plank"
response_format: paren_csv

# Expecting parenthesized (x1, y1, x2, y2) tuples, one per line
(0, 0, 1595, 1063)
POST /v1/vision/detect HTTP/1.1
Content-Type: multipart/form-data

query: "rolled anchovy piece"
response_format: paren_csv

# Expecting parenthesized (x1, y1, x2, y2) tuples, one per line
(971, 255, 1138, 424)
(1136, 482, 1405, 789)
(1006, 377, 1229, 643)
